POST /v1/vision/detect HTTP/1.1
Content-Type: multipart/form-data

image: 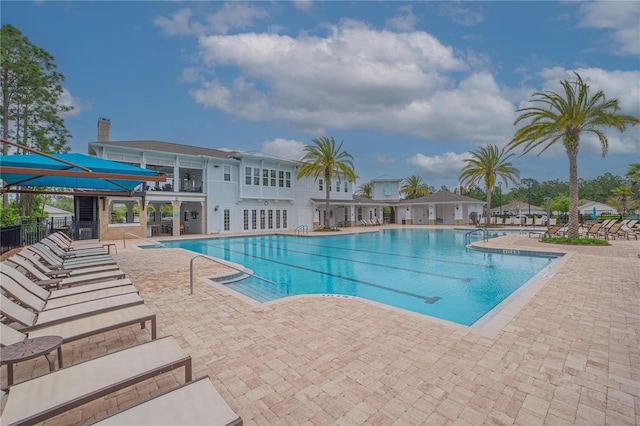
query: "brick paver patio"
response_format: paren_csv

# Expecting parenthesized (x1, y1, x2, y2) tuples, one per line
(3, 227, 638, 425)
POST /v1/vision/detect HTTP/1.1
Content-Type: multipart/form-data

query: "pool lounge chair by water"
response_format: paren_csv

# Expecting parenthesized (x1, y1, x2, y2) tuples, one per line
(91, 376, 242, 426)
(0, 336, 191, 426)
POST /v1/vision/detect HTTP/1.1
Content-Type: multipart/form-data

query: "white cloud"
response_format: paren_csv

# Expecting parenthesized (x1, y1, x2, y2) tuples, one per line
(386, 5, 418, 32)
(154, 4, 268, 36)
(59, 87, 89, 118)
(406, 152, 470, 179)
(292, 1, 313, 13)
(154, 8, 194, 36)
(261, 138, 306, 161)
(438, 3, 484, 27)
(577, 2, 640, 56)
(375, 154, 396, 164)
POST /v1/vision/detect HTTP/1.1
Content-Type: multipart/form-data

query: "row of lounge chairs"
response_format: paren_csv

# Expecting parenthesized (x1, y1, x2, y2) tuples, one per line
(528, 219, 638, 240)
(359, 219, 385, 226)
(1, 232, 242, 426)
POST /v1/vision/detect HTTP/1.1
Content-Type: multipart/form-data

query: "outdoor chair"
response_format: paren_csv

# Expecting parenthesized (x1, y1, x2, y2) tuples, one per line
(0, 336, 191, 426)
(45, 234, 104, 253)
(3, 257, 125, 288)
(27, 244, 117, 269)
(39, 239, 110, 260)
(0, 268, 137, 312)
(603, 222, 624, 240)
(90, 376, 242, 426)
(0, 292, 144, 331)
(16, 250, 120, 277)
(579, 222, 604, 238)
(48, 232, 103, 250)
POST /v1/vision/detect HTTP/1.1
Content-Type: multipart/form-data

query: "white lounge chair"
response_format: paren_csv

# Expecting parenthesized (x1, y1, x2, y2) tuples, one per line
(91, 376, 242, 426)
(0, 336, 191, 426)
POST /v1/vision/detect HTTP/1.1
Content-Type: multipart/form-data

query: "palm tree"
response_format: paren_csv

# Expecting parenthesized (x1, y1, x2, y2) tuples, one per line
(611, 186, 633, 217)
(627, 163, 640, 187)
(459, 144, 520, 224)
(355, 182, 373, 198)
(400, 175, 429, 199)
(297, 136, 356, 229)
(508, 73, 639, 238)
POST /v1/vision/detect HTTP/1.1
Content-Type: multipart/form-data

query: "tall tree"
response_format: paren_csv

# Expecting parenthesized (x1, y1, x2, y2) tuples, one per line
(627, 163, 640, 186)
(508, 73, 638, 238)
(355, 182, 372, 198)
(1, 24, 72, 209)
(400, 175, 429, 199)
(459, 144, 520, 222)
(297, 136, 356, 229)
(611, 186, 633, 217)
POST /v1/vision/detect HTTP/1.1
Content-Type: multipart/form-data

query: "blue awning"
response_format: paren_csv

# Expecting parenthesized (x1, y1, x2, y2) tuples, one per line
(1, 152, 165, 195)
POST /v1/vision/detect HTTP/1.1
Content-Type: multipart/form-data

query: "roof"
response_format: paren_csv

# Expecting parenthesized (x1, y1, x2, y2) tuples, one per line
(371, 174, 403, 183)
(0, 151, 164, 196)
(400, 191, 483, 204)
(89, 140, 238, 159)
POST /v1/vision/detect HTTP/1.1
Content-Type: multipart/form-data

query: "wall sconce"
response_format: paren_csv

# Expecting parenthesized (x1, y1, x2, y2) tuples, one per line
(213, 164, 220, 168)
(456, 205, 460, 210)
(406, 208, 409, 211)
(214, 205, 219, 212)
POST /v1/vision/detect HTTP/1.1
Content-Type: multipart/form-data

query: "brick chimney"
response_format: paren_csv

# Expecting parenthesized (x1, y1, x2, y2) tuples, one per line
(97, 117, 111, 142)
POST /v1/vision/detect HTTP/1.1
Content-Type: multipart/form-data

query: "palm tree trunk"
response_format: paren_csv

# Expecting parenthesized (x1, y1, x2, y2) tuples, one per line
(486, 190, 492, 226)
(567, 150, 580, 238)
(324, 173, 330, 229)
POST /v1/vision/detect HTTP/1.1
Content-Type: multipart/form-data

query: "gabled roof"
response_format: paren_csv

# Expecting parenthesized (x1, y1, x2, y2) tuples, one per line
(400, 191, 483, 204)
(371, 174, 402, 182)
(89, 140, 238, 159)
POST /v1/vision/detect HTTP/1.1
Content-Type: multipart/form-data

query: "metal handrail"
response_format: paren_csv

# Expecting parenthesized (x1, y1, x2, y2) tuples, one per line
(294, 225, 308, 235)
(123, 232, 166, 248)
(189, 254, 287, 295)
(464, 227, 488, 245)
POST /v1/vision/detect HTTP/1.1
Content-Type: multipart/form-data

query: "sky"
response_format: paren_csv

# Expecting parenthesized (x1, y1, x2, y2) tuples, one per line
(3, 1, 639, 192)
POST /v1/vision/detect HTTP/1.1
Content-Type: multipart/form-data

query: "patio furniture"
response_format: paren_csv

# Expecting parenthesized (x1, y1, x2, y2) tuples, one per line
(0, 292, 144, 331)
(26, 244, 117, 269)
(16, 251, 120, 277)
(4, 257, 125, 287)
(91, 376, 242, 426)
(0, 336, 191, 426)
(1, 335, 64, 386)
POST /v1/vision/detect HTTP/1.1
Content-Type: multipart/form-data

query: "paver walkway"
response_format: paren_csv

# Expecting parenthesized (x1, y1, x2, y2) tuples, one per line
(3, 229, 638, 425)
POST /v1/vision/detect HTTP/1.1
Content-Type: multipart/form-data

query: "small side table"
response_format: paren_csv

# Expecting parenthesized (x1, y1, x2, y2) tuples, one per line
(102, 243, 118, 255)
(0, 336, 64, 386)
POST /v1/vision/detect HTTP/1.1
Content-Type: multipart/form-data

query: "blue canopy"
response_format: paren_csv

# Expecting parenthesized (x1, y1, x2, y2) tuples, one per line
(1, 152, 165, 195)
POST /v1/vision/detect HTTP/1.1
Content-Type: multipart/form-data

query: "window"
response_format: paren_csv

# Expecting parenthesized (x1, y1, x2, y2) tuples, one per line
(254, 168, 260, 186)
(276, 210, 281, 229)
(243, 210, 249, 230)
(223, 165, 231, 182)
(329, 180, 332, 191)
(109, 201, 140, 224)
(260, 209, 266, 229)
(270, 169, 276, 187)
(251, 210, 257, 230)
(283, 210, 287, 228)
(245, 167, 252, 185)
(263, 169, 269, 186)
(223, 209, 230, 231)
(278, 171, 284, 188)
(344, 181, 348, 192)
(384, 183, 391, 196)
(268, 210, 273, 229)
(285, 172, 291, 188)
(336, 180, 341, 192)
(357, 208, 362, 221)
(319, 179, 323, 191)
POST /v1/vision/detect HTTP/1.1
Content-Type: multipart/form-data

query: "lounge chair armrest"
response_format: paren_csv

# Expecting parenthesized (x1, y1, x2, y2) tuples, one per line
(45, 269, 72, 277)
(37, 278, 63, 289)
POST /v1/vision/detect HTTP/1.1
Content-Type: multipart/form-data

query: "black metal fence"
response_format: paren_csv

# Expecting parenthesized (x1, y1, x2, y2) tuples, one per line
(0, 217, 99, 254)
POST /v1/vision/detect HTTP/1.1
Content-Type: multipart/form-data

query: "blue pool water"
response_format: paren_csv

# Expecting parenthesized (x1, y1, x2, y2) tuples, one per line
(159, 229, 558, 325)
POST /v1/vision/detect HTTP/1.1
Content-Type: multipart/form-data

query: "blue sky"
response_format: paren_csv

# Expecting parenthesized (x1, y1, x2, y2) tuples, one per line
(3, 1, 639, 191)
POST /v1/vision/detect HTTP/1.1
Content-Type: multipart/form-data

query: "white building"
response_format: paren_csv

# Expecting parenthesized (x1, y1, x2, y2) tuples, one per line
(86, 119, 485, 239)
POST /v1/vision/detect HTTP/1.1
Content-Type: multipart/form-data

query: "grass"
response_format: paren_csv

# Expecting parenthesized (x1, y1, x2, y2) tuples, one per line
(541, 237, 609, 245)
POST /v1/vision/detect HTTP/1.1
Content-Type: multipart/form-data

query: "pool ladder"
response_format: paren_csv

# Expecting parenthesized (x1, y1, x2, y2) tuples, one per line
(189, 254, 288, 295)
(294, 225, 308, 235)
(464, 228, 488, 246)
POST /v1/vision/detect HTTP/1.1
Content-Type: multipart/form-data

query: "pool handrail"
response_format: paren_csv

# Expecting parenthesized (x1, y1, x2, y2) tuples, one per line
(123, 232, 166, 249)
(189, 254, 287, 295)
(295, 225, 308, 235)
(464, 228, 488, 245)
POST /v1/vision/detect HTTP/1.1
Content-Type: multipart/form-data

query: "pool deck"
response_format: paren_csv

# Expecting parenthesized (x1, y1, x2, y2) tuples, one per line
(4, 226, 639, 425)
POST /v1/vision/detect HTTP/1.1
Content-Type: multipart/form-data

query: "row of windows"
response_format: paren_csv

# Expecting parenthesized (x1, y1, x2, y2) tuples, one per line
(318, 179, 349, 192)
(243, 209, 288, 230)
(245, 167, 292, 188)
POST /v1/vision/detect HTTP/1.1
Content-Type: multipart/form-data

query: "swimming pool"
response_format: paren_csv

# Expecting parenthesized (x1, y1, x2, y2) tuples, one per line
(159, 229, 559, 325)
